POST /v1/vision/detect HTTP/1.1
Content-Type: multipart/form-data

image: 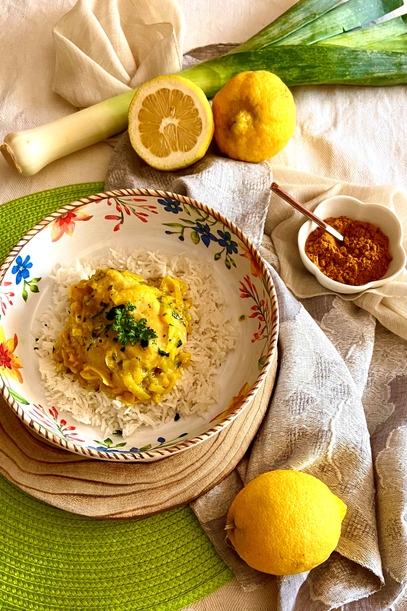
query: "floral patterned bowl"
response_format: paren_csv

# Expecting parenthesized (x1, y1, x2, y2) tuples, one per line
(0, 188, 278, 461)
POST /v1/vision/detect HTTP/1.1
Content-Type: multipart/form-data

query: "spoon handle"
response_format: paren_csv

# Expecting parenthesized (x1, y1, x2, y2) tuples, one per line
(270, 182, 344, 242)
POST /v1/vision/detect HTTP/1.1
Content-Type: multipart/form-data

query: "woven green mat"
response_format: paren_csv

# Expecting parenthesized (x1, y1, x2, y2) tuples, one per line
(0, 183, 233, 611)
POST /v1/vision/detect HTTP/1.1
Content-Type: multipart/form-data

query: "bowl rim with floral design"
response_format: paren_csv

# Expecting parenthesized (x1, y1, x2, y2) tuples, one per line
(0, 188, 279, 462)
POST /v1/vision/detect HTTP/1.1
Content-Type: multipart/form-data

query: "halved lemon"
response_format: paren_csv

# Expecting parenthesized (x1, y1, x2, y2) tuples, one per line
(128, 75, 214, 171)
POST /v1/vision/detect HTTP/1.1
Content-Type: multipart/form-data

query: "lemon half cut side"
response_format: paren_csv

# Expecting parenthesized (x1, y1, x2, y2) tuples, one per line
(128, 75, 215, 171)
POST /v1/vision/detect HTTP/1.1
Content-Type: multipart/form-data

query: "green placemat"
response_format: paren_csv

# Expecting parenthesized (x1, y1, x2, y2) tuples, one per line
(0, 183, 233, 611)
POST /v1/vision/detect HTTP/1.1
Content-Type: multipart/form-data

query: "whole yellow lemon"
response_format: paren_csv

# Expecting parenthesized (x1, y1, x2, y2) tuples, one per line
(212, 70, 296, 163)
(226, 470, 347, 575)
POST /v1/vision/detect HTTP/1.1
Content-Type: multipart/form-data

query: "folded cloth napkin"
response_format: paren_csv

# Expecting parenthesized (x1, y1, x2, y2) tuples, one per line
(52, 0, 185, 107)
(105, 136, 407, 610)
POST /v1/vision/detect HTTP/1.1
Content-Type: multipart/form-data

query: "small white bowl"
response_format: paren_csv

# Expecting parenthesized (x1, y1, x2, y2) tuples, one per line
(298, 195, 406, 295)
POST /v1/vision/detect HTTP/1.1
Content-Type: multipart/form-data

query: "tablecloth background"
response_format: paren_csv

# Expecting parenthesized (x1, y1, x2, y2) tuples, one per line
(2, 0, 407, 207)
(1, 0, 406, 609)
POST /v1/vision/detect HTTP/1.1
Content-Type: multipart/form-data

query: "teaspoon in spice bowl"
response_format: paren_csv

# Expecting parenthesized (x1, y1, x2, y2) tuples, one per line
(271, 183, 344, 241)
(297, 194, 406, 295)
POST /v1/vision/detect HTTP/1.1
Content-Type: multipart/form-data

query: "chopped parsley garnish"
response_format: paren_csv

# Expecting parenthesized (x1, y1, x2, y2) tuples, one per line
(107, 302, 157, 347)
(158, 348, 170, 357)
(176, 339, 183, 348)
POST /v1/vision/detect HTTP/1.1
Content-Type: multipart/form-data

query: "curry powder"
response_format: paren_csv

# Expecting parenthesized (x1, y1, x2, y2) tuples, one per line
(305, 216, 392, 286)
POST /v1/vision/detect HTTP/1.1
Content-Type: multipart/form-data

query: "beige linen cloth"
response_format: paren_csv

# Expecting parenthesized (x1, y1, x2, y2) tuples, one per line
(52, 2, 407, 609)
(104, 142, 407, 610)
(52, 0, 185, 107)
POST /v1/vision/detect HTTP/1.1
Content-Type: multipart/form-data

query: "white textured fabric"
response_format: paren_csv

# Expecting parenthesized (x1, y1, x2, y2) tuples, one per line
(52, 0, 185, 107)
(272, 83, 407, 191)
(106, 138, 407, 610)
(1, 0, 407, 609)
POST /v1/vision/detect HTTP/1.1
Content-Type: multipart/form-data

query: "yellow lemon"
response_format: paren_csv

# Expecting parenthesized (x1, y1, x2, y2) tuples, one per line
(212, 70, 296, 163)
(226, 470, 347, 575)
(128, 75, 214, 171)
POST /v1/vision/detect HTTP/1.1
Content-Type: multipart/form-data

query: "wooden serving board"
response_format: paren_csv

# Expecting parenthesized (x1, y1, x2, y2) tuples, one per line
(0, 351, 277, 518)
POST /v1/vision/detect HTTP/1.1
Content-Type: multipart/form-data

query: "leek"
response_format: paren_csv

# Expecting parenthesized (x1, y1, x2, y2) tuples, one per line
(2, 0, 407, 176)
(1, 92, 134, 177)
(181, 47, 407, 96)
(228, 0, 403, 50)
(272, 0, 403, 46)
(320, 14, 407, 48)
(230, 0, 348, 52)
(362, 35, 407, 51)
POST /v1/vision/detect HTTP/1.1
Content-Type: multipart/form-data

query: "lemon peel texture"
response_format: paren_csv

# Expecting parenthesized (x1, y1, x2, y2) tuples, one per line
(226, 469, 347, 575)
(212, 70, 296, 163)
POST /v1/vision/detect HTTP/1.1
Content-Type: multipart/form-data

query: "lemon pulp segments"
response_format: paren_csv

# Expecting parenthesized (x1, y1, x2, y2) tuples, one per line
(138, 88, 203, 157)
(128, 75, 214, 171)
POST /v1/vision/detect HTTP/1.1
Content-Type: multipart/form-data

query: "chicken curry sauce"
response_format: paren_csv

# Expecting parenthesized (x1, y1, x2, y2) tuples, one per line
(54, 268, 192, 404)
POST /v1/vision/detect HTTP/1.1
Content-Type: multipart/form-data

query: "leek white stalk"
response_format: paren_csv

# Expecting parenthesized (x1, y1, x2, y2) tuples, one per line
(1, 90, 134, 176)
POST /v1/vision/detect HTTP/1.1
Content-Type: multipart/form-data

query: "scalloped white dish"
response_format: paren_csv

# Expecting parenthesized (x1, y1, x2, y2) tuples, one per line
(298, 195, 406, 295)
(0, 189, 278, 462)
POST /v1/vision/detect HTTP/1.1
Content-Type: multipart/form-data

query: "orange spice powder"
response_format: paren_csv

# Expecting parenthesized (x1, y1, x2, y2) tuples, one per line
(305, 216, 392, 286)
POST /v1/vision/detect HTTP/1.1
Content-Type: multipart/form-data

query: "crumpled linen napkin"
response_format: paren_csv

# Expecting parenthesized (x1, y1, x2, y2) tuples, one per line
(105, 134, 271, 248)
(52, 0, 185, 107)
(105, 135, 407, 610)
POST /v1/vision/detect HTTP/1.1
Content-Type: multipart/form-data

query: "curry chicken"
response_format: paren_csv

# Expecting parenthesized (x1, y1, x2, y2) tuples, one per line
(54, 268, 192, 404)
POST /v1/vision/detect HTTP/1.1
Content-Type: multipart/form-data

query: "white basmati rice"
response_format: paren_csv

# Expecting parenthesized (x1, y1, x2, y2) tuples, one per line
(36, 248, 238, 438)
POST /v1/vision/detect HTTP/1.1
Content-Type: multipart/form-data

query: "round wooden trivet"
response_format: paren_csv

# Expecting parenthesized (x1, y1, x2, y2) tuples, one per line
(0, 352, 277, 519)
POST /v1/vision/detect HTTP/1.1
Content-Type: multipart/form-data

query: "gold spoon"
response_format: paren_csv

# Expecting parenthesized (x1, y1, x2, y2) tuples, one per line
(270, 182, 344, 242)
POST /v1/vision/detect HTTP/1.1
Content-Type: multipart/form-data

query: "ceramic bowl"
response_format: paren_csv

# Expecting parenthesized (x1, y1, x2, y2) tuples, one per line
(0, 188, 278, 462)
(298, 195, 406, 295)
